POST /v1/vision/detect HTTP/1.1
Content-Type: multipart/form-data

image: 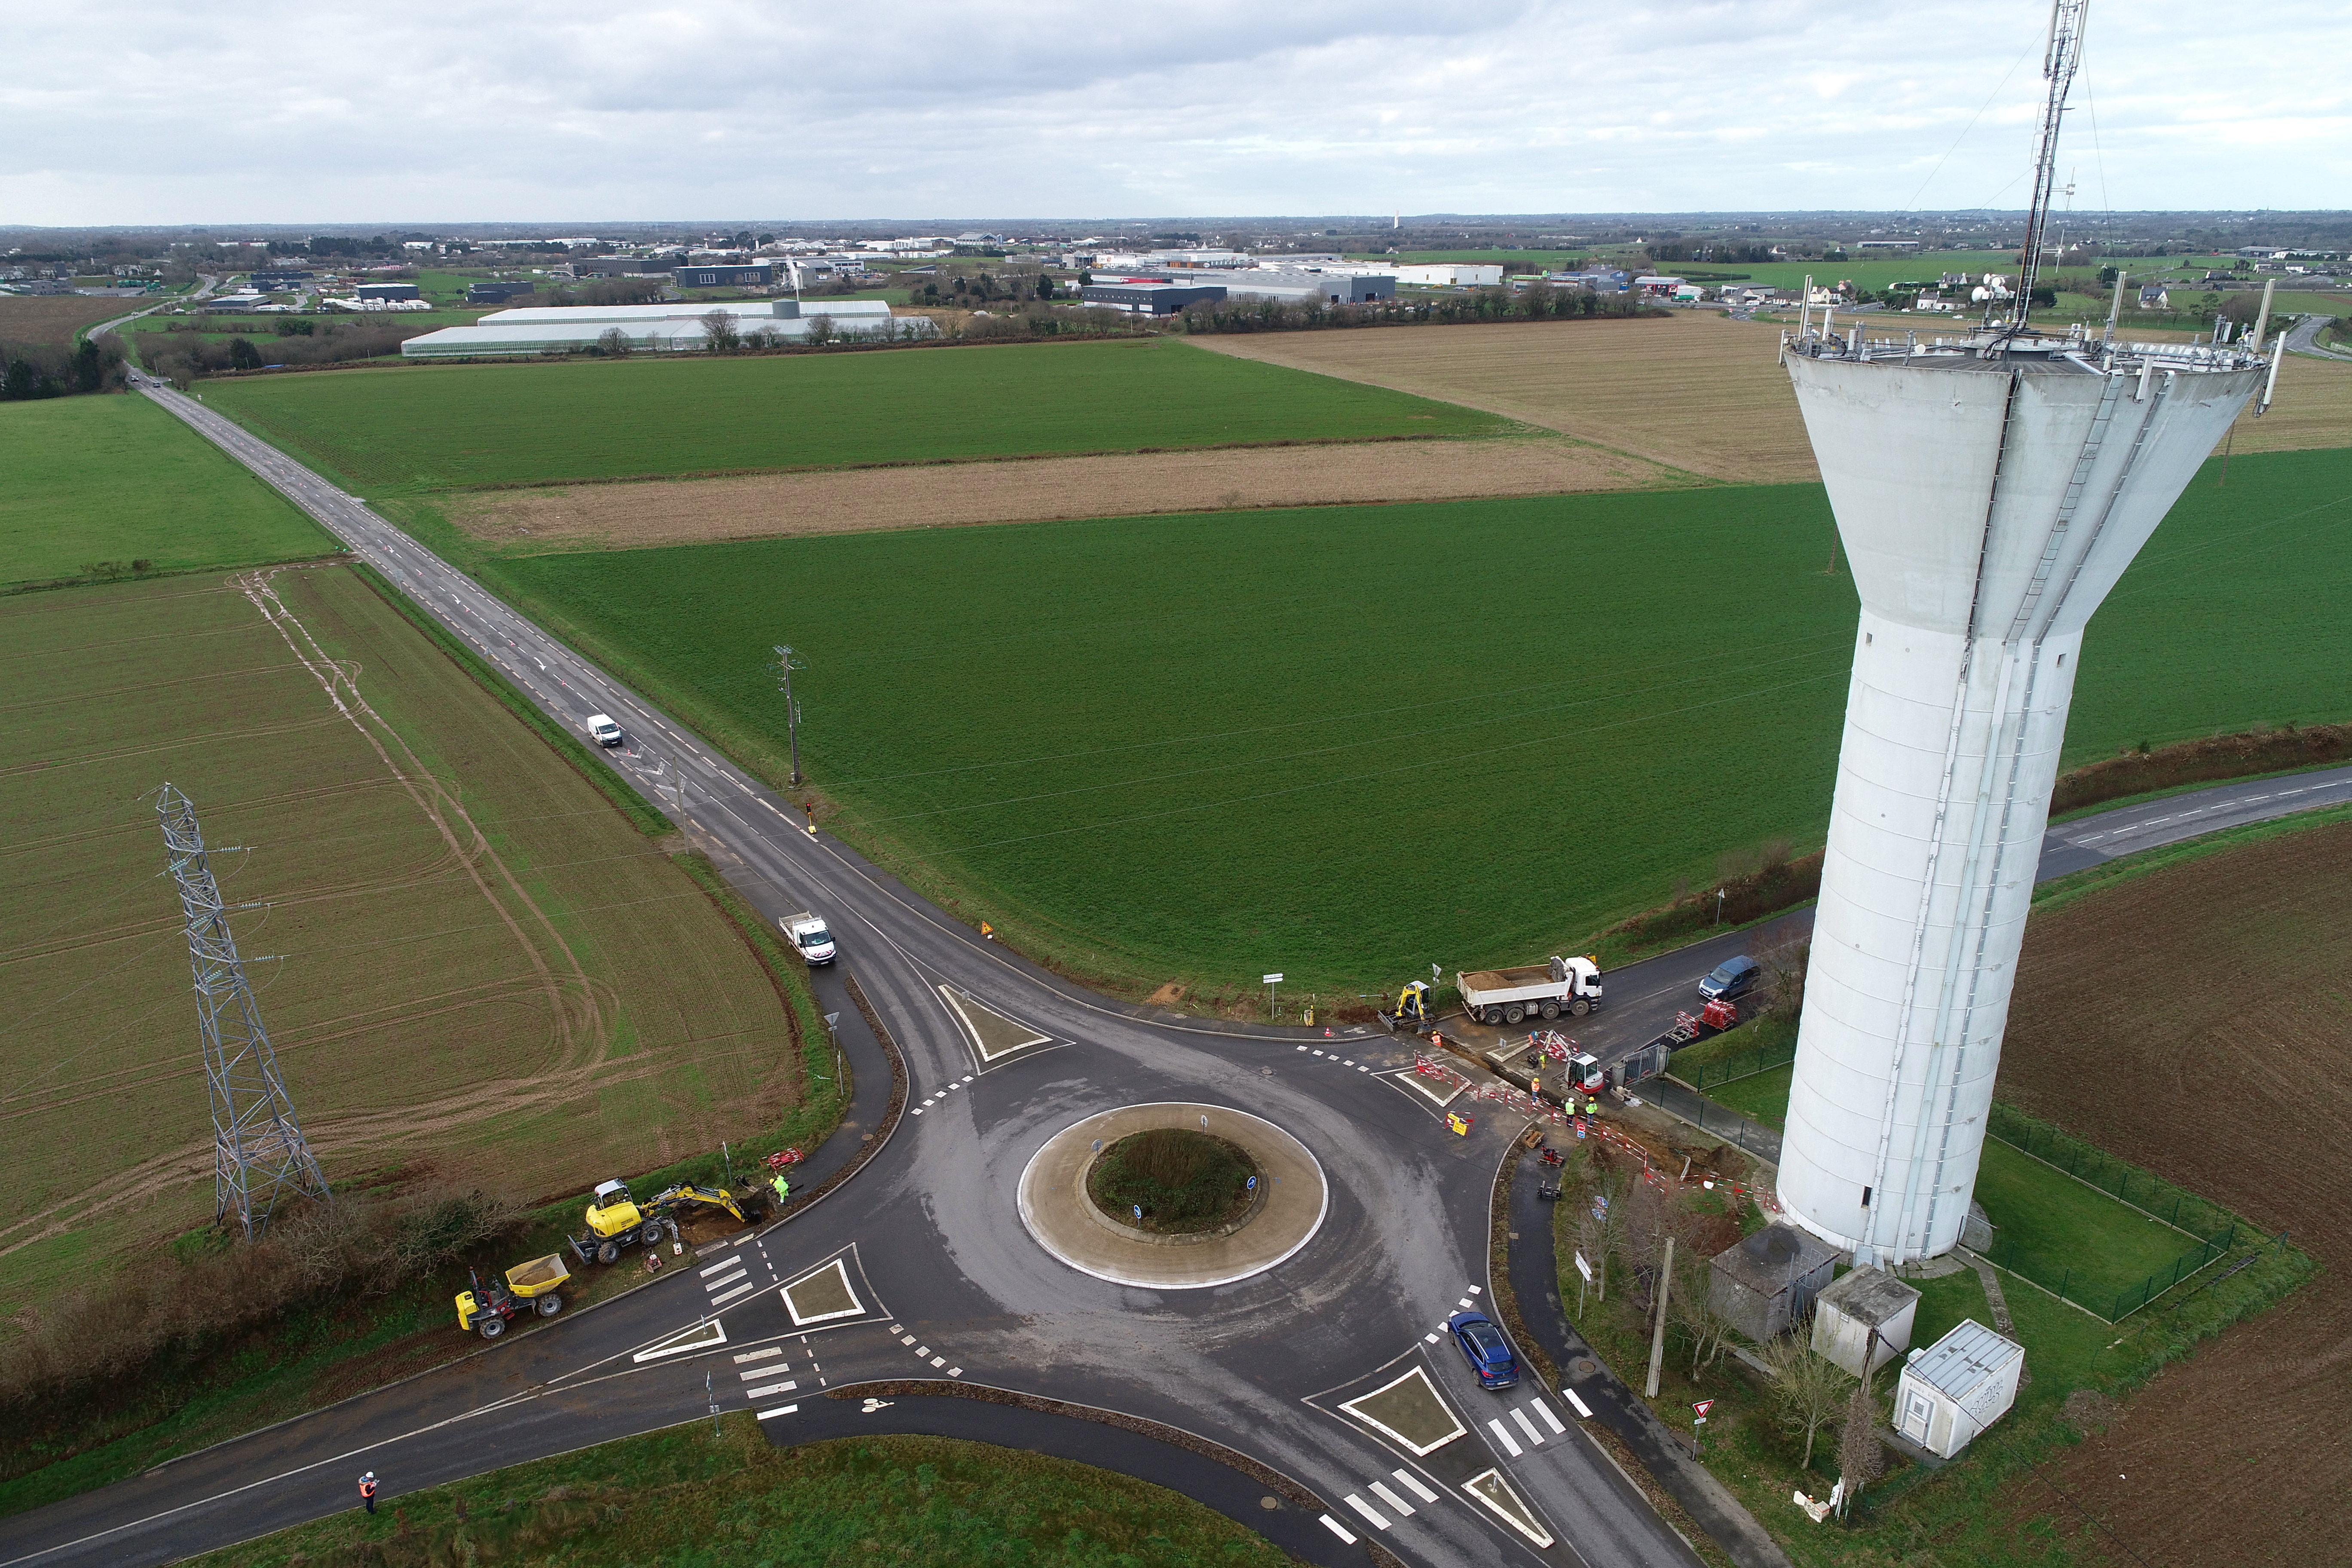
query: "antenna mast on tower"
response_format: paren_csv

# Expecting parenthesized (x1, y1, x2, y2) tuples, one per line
(2012, 0, 2089, 328)
(157, 784, 330, 1238)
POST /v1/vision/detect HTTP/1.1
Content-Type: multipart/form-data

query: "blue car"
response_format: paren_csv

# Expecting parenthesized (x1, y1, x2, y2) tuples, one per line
(1447, 1311, 1519, 1390)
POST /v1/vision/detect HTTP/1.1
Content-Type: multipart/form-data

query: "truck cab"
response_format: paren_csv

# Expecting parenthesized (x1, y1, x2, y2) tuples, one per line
(781, 911, 836, 965)
(585, 713, 623, 747)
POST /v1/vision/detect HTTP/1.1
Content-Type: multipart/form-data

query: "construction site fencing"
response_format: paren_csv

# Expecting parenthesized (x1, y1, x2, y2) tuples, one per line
(1981, 1103, 2240, 1322)
(1671, 1035, 1800, 1093)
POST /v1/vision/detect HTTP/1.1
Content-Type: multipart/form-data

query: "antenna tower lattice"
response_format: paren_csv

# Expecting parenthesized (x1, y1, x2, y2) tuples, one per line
(2012, 0, 2089, 328)
(157, 783, 330, 1237)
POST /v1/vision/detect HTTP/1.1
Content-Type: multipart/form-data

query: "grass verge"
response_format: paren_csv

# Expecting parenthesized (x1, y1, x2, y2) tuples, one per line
(181, 1418, 1296, 1567)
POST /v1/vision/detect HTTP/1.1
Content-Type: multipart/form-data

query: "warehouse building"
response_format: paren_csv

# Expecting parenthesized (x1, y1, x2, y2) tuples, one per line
(400, 297, 919, 358)
(677, 261, 775, 288)
(356, 282, 420, 301)
(1079, 281, 1227, 315)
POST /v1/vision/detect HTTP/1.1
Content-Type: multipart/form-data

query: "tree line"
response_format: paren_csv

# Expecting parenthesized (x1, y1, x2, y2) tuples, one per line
(2, 334, 126, 401)
(1170, 282, 1659, 335)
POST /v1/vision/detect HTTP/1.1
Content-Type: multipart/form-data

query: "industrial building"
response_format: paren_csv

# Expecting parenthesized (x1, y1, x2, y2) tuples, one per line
(1389, 263, 1502, 287)
(1706, 1225, 1838, 1342)
(1079, 281, 1227, 315)
(400, 297, 920, 358)
(355, 282, 420, 301)
(676, 262, 775, 288)
(1810, 1266, 1919, 1376)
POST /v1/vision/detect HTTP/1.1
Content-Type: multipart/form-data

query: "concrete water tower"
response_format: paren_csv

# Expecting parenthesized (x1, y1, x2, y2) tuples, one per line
(1774, 0, 2282, 1265)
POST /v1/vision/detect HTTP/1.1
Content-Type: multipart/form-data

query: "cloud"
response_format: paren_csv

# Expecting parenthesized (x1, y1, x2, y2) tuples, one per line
(1, 0, 2343, 222)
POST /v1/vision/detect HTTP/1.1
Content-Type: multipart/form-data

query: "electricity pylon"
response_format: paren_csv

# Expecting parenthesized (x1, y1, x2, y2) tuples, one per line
(156, 784, 330, 1237)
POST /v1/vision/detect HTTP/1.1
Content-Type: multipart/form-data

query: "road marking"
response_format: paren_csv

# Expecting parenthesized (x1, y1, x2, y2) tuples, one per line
(930, 1356, 945, 1367)
(1318, 1515, 1358, 1545)
(1531, 1398, 1567, 1434)
(1368, 1480, 1415, 1516)
(733, 1347, 783, 1364)
(902, 1334, 918, 1345)
(710, 1282, 758, 1306)
(915, 1346, 931, 1357)
(1456, 1298, 1473, 1309)
(1425, 1333, 1440, 1344)
(1467, 1285, 1482, 1295)
(704, 1268, 748, 1292)
(1488, 1417, 1524, 1457)
(1392, 1469, 1439, 1503)
(948, 1367, 962, 1377)
(744, 1380, 798, 1399)
(1563, 1387, 1593, 1419)
(1344, 1494, 1391, 1530)
(755, 1404, 800, 1421)
(634, 1320, 727, 1361)
(701, 1256, 747, 1277)
(1512, 1407, 1544, 1445)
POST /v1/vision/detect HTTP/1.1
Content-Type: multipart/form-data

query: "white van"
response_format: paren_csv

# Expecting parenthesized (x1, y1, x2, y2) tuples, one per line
(585, 714, 623, 747)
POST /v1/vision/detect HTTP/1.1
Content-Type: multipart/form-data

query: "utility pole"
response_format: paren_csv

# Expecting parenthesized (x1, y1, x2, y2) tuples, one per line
(772, 644, 804, 787)
(1645, 1235, 1675, 1398)
(156, 783, 330, 1238)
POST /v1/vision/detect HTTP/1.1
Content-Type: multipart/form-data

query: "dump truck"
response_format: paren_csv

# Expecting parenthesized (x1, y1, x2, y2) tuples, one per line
(568, 1179, 771, 1266)
(455, 1254, 569, 1340)
(1458, 956, 1605, 1026)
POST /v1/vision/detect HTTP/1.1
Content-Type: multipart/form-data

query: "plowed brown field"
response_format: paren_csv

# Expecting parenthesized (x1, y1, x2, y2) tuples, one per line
(1192, 315, 1817, 482)
(1996, 818, 2352, 1566)
(1193, 315, 2352, 481)
(444, 436, 1678, 550)
(0, 567, 801, 1309)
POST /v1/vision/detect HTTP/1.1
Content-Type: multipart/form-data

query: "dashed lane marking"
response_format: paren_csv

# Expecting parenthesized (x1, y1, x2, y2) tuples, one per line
(1488, 1417, 1524, 1458)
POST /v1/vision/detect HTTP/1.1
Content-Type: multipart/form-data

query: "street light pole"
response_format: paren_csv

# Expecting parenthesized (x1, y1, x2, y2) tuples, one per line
(773, 644, 803, 787)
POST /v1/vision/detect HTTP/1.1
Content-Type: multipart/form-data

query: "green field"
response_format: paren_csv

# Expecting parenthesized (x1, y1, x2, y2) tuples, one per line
(197, 337, 1512, 493)
(481, 447, 2350, 1000)
(186, 1421, 1290, 1568)
(0, 395, 333, 584)
(0, 567, 809, 1313)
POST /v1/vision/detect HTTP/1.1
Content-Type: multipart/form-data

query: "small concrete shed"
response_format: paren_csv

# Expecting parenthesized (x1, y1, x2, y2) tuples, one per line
(1811, 1266, 1919, 1376)
(1709, 1224, 1839, 1342)
(1895, 1319, 2024, 1458)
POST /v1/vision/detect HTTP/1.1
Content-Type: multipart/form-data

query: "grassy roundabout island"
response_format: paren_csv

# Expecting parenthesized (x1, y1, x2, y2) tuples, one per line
(1086, 1128, 1259, 1235)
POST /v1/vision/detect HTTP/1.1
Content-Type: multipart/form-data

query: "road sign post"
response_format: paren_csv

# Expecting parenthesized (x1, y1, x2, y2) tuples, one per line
(1574, 1250, 1592, 1316)
(1263, 972, 1283, 1019)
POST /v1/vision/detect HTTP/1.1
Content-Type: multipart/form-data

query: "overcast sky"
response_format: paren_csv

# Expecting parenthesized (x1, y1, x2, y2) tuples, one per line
(7, 0, 2343, 226)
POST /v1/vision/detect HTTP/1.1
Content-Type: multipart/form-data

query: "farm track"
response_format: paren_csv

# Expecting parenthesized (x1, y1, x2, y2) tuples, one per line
(1996, 821, 2352, 1564)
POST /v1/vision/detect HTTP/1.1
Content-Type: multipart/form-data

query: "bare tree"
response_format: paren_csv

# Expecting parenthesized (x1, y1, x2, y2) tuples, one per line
(596, 327, 631, 358)
(1576, 1156, 1632, 1302)
(698, 308, 741, 353)
(1835, 1374, 1887, 1518)
(804, 312, 836, 347)
(1758, 935, 1811, 1022)
(1761, 1316, 1855, 1469)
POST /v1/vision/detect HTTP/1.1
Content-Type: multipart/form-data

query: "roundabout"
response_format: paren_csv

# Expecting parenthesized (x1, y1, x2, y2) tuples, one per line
(1017, 1103, 1328, 1289)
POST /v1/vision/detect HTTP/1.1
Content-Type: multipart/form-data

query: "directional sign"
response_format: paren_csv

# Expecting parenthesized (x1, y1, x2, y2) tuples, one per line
(1262, 973, 1284, 984)
(1574, 1252, 1593, 1283)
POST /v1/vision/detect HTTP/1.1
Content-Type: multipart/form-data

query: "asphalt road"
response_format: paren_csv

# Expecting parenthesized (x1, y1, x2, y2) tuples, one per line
(8, 379, 1714, 1568)
(18, 378, 2342, 1568)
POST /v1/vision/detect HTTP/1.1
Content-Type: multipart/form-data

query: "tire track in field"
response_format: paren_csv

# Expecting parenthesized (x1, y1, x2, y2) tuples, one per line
(237, 566, 611, 1079)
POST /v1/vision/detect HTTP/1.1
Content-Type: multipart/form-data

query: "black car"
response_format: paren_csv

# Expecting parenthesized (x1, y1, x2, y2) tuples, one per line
(1447, 1311, 1519, 1390)
(1699, 954, 1761, 1003)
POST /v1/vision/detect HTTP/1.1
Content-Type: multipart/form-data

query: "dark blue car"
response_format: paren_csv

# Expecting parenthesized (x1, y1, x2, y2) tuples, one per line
(1447, 1311, 1519, 1390)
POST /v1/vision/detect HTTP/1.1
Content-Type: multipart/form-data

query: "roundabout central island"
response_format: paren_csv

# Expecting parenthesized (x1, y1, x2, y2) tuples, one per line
(1017, 1102, 1329, 1289)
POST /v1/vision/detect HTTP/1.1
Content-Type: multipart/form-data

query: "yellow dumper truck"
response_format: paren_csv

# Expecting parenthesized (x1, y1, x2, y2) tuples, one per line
(454, 1255, 569, 1339)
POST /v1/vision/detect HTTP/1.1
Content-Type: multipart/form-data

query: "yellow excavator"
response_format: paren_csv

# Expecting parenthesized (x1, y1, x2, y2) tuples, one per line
(567, 1178, 771, 1265)
(1379, 980, 1435, 1034)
